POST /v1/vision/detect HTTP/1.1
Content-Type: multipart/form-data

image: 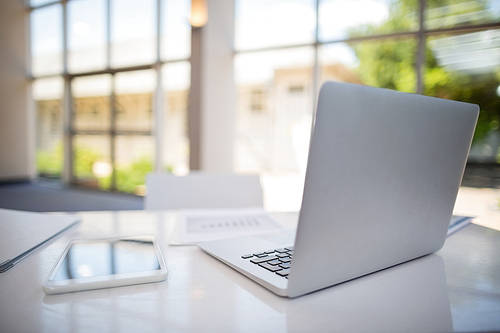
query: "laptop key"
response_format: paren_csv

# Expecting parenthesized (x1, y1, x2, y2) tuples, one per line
(250, 255, 278, 264)
(279, 262, 291, 269)
(276, 253, 289, 258)
(279, 257, 291, 263)
(259, 262, 283, 272)
(255, 253, 268, 258)
(276, 248, 288, 253)
(241, 254, 253, 259)
(265, 250, 275, 254)
(276, 269, 290, 277)
(268, 259, 281, 266)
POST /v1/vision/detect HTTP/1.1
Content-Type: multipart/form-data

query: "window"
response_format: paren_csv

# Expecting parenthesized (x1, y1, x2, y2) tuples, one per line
(68, 0, 106, 73)
(235, 0, 500, 211)
(115, 70, 155, 131)
(33, 77, 64, 178)
(162, 62, 190, 175)
(425, 0, 500, 29)
(425, 30, 500, 163)
(111, 0, 155, 67)
(235, 0, 316, 50)
(319, 0, 418, 41)
(235, 47, 314, 175)
(30, 4, 63, 76)
(320, 38, 417, 92)
(30, 0, 191, 194)
(250, 89, 266, 112)
(72, 74, 112, 131)
(288, 85, 305, 94)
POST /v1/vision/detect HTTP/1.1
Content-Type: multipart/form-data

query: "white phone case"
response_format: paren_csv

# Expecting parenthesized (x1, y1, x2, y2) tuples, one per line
(43, 236, 167, 295)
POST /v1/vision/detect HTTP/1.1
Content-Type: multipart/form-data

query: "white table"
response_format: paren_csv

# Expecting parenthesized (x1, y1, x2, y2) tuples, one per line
(1, 211, 499, 333)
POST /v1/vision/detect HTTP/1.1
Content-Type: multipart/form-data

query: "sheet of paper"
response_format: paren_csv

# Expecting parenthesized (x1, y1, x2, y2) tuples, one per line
(168, 208, 285, 245)
(168, 211, 473, 245)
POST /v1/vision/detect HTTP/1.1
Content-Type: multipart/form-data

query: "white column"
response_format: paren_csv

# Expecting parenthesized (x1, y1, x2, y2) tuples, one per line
(189, 0, 235, 172)
(62, 78, 72, 183)
(0, 1, 32, 180)
(201, 0, 235, 172)
(62, 0, 72, 184)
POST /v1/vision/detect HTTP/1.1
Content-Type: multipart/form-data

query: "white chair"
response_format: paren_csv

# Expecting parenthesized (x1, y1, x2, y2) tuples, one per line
(145, 172, 263, 210)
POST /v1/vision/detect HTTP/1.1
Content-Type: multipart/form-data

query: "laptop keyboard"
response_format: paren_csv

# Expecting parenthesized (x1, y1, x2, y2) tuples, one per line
(241, 246, 294, 278)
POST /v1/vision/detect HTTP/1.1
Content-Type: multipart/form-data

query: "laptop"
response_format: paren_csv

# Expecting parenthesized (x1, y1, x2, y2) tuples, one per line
(199, 81, 479, 298)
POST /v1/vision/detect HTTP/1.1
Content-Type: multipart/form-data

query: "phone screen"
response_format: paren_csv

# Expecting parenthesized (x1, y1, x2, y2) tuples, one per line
(51, 239, 160, 281)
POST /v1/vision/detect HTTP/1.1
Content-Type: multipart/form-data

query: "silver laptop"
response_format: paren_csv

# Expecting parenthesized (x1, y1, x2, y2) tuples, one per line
(199, 81, 479, 298)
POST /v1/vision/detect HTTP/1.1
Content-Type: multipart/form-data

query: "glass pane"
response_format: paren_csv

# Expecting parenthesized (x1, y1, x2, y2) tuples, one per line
(235, 47, 314, 211)
(115, 70, 155, 131)
(235, 47, 314, 173)
(72, 75, 112, 131)
(162, 0, 191, 60)
(319, 0, 418, 41)
(425, 0, 500, 29)
(73, 135, 111, 190)
(115, 135, 154, 194)
(111, 0, 155, 67)
(31, 4, 63, 76)
(425, 31, 500, 163)
(33, 77, 64, 178)
(319, 38, 417, 93)
(68, 0, 106, 73)
(235, 0, 315, 50)
(162, 62, 190, 174)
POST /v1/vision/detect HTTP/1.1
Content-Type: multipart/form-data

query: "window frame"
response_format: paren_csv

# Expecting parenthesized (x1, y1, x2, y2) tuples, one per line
(28, 0, 191, 192)
(234, 0, 500, 125)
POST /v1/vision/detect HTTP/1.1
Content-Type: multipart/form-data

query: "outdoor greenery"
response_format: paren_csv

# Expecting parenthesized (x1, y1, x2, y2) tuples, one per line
(36, 143, 63, 178)
(351, 0, 500, 161)
(37, 142, 159, 194)
(112, 157, 153, 193)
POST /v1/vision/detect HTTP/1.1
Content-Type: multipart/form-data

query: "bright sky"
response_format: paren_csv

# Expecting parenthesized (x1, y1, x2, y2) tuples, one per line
(31, 0, 500, 96)
(235, 0, 390, 49)
(32, 0, 389, 59)
(32, 0, 390, 95)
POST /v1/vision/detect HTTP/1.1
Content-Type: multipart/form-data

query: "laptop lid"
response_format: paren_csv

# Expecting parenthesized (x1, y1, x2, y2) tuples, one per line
(287, 82, 478, 297)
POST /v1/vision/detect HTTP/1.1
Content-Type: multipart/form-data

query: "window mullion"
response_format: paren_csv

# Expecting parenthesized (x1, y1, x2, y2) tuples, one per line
(110, 74, 117, 190)
(311, 0, 320, 131)
(106, 0, 112, 69)
(416, 0, 426, 94)
(154, 0, 164, 172)
(62, 0, 72, 184)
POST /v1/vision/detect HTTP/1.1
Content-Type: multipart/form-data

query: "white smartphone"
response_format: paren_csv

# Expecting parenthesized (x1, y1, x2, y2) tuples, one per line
(43, 236, 167, 295)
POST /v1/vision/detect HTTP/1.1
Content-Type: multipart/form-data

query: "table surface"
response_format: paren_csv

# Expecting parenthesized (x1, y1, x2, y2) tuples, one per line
(1, 211, 499, 333)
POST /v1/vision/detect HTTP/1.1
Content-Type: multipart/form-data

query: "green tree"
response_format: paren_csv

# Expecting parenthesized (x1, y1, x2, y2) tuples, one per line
(37, 142, 171, 194)
(74, 145, 102, 179)
(349, 0, 500, 155)
(37, 143, 63, 177)
(114, 156, 153, 193)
